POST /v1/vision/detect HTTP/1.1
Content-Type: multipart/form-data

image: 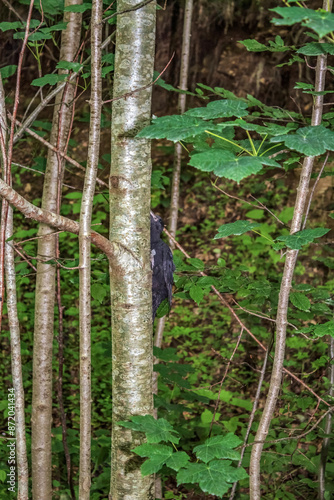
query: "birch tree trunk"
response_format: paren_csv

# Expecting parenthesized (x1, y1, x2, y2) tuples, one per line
(109, 1, 156, 498)
(169, 0, 193, 243)
(0, 74, 29, 499)
(249, 1, 332, 497)
(31, 2, 83, 498)
(78, 1, 102, 498)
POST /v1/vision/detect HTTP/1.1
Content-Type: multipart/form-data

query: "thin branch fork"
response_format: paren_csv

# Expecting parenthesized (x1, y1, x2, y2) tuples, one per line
(0, 172, 330, 407)
(0, 177, 113, 257)
(164, 227, 330, 407)
(8, 114, 108, 188)
(102, 53, 175, 104)
(242, 406, 334, 449)
(103, 0, 156, 22)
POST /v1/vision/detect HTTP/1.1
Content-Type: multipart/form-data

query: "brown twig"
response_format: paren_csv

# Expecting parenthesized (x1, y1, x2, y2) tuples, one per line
(302, 151, 329, 230)
(212, 180, 285, 225)
(12, 162, 76, 189)
(1, 0, 25, 22)
(209, 327, 244, 435)
(10, 243, 37, 272)
(163, 226, 330, 407)
(13, 31, 116, 144)
(242, 406, 334, 449)
(232, 298, 298, 330)
(102, 53, 175, 104)
(229, 333, 273, 500)
(0, 0, 35, 335)
(103, 0, 155, 22)
(8, 114, 108, 188)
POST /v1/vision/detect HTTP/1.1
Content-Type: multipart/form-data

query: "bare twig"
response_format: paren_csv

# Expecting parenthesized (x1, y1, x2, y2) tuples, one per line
(1, 0, 25, 23)
(232, 299, 298, 330)
(213, 181, 285, 226)
(302, 151, 329, 230)
(9, 114, 108, 188)
(244, 407, 334, 448)
(102, 53, 175, 104)
(13, 31, 116, 144)
(12, 162, 76, 189)
(210, 327, 244, 435)
(0, 176, 113, 257)
(229, 334, 273, 500)
(103, 0, 155, 22)
(164, 226, 330, 407)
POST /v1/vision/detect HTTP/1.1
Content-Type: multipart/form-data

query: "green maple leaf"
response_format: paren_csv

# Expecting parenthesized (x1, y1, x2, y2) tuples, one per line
(177, 460, 248, 498)
(136, 115, 217, 142)
(185, 99, 248, 119)
(276, 228, 330, 249)
(271, 125, 334, 156)
(189, 150, 280, 182)
(214, 220, 259, 238)
(194, 434, 242, 463)
(118, 415, 179, 444)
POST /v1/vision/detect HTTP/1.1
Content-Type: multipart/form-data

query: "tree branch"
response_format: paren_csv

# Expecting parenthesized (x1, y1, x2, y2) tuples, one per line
(0, 177, 113, 257)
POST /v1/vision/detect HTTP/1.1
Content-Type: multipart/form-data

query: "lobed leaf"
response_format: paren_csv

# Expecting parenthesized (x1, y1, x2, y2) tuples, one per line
(177, 460, 248, 498)
(194, 434, 242, 463)
(118, 415, 180, 444)
(137, 115, 218, 142)
(276, 228, 330, 249)
(270, 125, 334, 156)
(185, 99, 249, 119)
(215, 220, 259, 238)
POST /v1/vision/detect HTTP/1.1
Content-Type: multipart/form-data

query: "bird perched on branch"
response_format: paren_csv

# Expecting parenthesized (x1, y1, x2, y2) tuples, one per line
(150, 212, 175, 320)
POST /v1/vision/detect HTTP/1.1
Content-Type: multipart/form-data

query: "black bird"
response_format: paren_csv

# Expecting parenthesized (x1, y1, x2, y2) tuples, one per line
(150, 213, 175, 320)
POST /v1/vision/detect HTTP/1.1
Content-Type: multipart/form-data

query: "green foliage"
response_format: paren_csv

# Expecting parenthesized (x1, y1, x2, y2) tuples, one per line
(271, 6, 334, 38)
(240, 35, 290, 53)
(121, 416, 247, 498)
(119, 415, 180, 444)
(137, 115, 220, 142)
(214, 220, 259, 238)
(271, 126, 334, 156)
(276, 228, 330, 249)
(0, 0, 333, 498)
(177, 460, 248, 498)
(64, 2, 92, 13)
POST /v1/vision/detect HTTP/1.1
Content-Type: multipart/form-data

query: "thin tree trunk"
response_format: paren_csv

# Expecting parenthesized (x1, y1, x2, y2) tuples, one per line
(78, 1, 102, 498)
(318, 337, 334, 499)
(0, 74, 29, 499)
(31, 2, 83, 498)
(0, 4, 34, 496)
(154, 0, 193, 361)
(5, 210, 29, 500)
(109, 1, 156, 498)
(168, 0, 193, 245)
(249, 2, 332, 497)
